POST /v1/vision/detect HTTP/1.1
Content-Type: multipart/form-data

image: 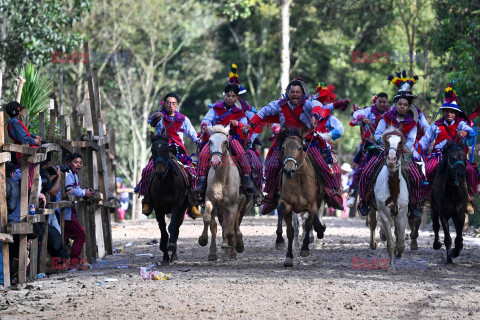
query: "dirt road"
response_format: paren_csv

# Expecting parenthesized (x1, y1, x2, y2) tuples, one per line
(1, 215, 480, 319)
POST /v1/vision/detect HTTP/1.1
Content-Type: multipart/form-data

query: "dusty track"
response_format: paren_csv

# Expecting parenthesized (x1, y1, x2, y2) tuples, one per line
(1, 216, 480, 319)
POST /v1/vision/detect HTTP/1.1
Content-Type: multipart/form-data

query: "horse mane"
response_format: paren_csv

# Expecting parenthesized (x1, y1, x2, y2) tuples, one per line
(277, 128, 302, 150)
(209, 124, 229, 135)
(151, 133, 168, 145)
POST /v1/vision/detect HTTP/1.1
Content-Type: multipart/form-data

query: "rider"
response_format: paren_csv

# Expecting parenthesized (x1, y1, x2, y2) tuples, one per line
(194, 81, 256, 194)
(136, 92, 201, 218)
(244, 78, 350, 215)
(346, 93, 391, 207)
(357, 73, 424, 218)
(419, 83, 478, 214)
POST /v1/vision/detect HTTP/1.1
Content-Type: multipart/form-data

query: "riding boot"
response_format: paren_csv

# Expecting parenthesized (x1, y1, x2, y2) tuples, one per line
(346, 188, 358, 208)
(142, 180, 153, 216)
(194, 176, 207, 193)
(324, 186, 344, 211)
(186, 188, 202, 219)
(261, 190, 279, 215)
(408, 204, 422, 219)
(467, 196, 475, 214)
(357, 199, 370, 216)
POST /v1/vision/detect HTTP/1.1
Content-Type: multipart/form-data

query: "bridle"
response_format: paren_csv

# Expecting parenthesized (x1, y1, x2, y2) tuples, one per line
(444, 146, 466, 186)
(282, 137, 306, 171)
(383, 133, 404, 165)
(210, 131, 230, 159)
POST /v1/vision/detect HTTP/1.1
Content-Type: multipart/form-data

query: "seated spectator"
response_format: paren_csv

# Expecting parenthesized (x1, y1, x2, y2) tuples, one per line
(64, 153, 94, 269)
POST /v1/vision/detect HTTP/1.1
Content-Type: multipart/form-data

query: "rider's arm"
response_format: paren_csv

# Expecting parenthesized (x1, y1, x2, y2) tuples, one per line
(418, 123, 437, 152)
(256, 100, 281, 119)
(154, 118, 165, 135)
(352, 107, 371, 121)
(405, 126, 417, 150)
(200, 108, 216, 129)
(374, 119, 386, 143)
(326, 116, 344, 140)
(183, 117, 199, 143)
(457, 121, 475, 136)
(419, 112, 430, 133)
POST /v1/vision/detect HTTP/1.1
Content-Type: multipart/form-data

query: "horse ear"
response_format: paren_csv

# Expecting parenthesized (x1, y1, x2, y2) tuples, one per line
(207, 126, 213, 135)
(224, 125, 231, 135)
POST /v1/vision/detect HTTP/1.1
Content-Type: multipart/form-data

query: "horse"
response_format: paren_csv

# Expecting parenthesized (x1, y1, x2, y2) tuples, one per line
(275, 128, 325, 267)
(368, 127, 410, 269)
(149, 133, 191, 264)
(431, 140, 469, 264)
(198, 125, 247, 260)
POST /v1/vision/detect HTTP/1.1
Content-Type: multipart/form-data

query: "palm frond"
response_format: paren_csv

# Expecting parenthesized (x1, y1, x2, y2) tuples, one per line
(19, 63, 52, 126)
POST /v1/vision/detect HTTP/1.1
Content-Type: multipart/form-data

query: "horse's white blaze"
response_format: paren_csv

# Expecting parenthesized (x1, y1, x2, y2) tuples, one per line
(387, 135, 401, 164)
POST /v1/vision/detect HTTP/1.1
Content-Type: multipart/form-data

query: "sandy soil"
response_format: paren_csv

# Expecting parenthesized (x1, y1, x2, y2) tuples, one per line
(1, 215, 480, 320)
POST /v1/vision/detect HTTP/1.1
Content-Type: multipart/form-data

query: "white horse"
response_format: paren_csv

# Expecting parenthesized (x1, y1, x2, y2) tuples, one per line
(198, 125, 246, 260)
(368, 127, 410, 269)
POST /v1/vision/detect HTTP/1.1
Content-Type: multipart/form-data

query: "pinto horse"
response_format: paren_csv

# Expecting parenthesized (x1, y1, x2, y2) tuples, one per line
(275, 128, 325, 267)
(149, 133, 191, 264)
(432, 141, 468, 264)
(368, 127, 410, 269)
(198, 125, 246, 260)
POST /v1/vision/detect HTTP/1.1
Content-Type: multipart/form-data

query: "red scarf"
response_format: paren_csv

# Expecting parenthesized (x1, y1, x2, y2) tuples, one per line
(162, 111, 188, 155)
(384, 108, 417, 137)
(212, 101, 246, 126)
(279, 97, 307, 129)
(433, 119, 460, 148)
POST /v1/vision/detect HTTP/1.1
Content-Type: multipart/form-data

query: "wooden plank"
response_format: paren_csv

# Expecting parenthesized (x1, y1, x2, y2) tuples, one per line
(18, 154, 29, 283)
(0, 151, 10, 163)
(2, 143, 36, 155)
(38, 218, 49, 274)
(0, 233, 14, 243)
(37, 143, 62, 153)
(29, 238, 38, 280)
(48, 99, 56, 142)
(39, 112, 46, 140)
(6, 222, 33, 234)
(46, 201, 72, 209)
(27, 153, 48, 164)
(55, 138, 74, 153)
(27, 214, 46, 223)
(0, 109, 11, 287)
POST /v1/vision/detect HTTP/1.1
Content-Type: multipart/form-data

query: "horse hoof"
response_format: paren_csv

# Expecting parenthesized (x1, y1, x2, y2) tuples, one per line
(433, 241, 442, 250)
(221, 243, 230, 250)
(284, 258, 294, 268)
(445, 259, 453, 265)
(167, 243, 177, 252)
(161, 258, 170, 266)
(300, 249, 310, 257)
(314, 224, 326, 239)
(170, 252, 178, 262)
(451, 247, 462, 258)
(198, 236, 208, 247)
(236, 243, 245, 254)
(208, 254, 217, 261)
(410, 241, 418, 251)
(370, 241, 377, 250)
(275, 241, 286, 250)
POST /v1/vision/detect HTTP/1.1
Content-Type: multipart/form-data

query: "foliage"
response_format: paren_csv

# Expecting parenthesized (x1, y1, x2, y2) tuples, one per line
(19, 63, 52, 126)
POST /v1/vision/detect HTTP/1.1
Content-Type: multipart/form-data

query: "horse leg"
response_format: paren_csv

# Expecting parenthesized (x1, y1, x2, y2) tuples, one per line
(313, 212, 326, 239)
(300, 210, 315, 257)
(208, 210, 218, 261)
(292, 212, 300, 248)
(408, 216, 420, 251)
(220, 209, 229, 251)
(283, 203, 295, 267)
(167, 206, 181, 252)
(235, 201, 246, 254)
(198, 206, 209, 247)
(440, 216, 453, 264)
(379, 212, 395, 269)
(369, 208, 377, 250)
(432, 207, 442, 250)
(275, 204, 285, 250)
(225, 205, 238, 260)
(394, 213, 407, 258)
(156, 214, 170, 265)
(451, 212, 465, 259)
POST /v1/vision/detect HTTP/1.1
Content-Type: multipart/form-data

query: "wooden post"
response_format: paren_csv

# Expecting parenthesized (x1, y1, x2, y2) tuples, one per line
(48, 100, 56, 142)
(28, 163, 40, 280)
(39, 112, 46, 140)
(18, 154, 29, 283)
(0, 109, 11, 287)
(15, 77, 26, 103)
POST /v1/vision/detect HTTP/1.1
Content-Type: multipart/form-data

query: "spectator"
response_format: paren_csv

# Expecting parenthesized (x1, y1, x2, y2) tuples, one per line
(0, 162, 16, 286)
(64, 153, 94, 269)
(116, 177, 129, 221)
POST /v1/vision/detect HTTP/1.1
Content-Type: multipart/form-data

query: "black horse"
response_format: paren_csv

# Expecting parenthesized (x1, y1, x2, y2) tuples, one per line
(149, 133, 191, 264)
(431, 141, 468, 264)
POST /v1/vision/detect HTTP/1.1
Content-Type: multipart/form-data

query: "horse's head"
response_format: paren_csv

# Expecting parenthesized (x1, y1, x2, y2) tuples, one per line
(150, 132, 171, 177)
(382, 127, 406, 169)
(278, 128, 304, 179)
(441, 140, 467, 186)
(208, 125, 230, 169)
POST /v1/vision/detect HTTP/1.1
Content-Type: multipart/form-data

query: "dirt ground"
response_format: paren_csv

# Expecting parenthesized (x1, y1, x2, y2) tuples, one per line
(1, 215, 480, 320)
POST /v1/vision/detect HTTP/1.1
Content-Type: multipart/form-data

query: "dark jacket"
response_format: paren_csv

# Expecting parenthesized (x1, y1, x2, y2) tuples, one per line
(6, 176, 19, 216)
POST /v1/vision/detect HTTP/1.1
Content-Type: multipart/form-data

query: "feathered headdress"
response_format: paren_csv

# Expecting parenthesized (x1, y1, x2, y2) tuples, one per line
(314, 83, 337, 104)
(387, 70, 418, 100)
(228, 63, 246, 94)
(440, 82, 464, 115)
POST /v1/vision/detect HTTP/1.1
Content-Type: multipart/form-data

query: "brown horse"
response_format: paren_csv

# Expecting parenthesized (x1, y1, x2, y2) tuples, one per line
(276, 128, 325, 267)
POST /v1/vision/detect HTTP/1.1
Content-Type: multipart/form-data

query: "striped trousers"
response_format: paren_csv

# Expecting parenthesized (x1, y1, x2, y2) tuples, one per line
(197, 139, 251, 176)
(263, 147, 341, 194)
(425, 153, 478, 198)
(359, 154, 423, 204)
(247, 149, 263, 190)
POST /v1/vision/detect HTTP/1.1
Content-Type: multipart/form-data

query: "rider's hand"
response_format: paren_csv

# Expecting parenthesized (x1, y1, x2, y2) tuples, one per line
(34, 136, 42, 146)
(154, 112, 163, 118)
(458, 130, 468, 138)
(201, 125, 208, 133)
(362, 118, 371, 125)
(84, 189, 95, 199)
(230, 120, 239, 127)
(243, 124, 251, 132)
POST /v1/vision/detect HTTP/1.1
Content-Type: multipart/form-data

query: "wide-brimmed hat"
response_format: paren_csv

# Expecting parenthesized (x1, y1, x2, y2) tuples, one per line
(340, 163, 352, 172)
(388, 70, 418, 101)
(439, 83, 469, 120)
(287, 77, 309, 97)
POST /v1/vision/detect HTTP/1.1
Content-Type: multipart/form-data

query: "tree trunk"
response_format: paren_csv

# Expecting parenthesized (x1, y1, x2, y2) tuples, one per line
(0, 11, 7, 103)
(280, 0, 291, 95)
